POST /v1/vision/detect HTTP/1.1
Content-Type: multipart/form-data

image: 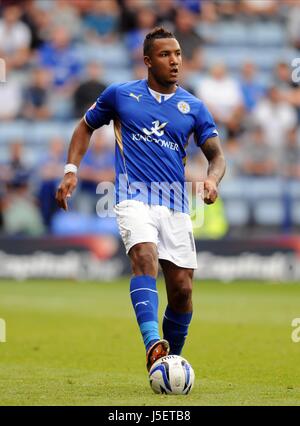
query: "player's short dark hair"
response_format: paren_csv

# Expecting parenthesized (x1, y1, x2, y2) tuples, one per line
(143, 27, 176, 56)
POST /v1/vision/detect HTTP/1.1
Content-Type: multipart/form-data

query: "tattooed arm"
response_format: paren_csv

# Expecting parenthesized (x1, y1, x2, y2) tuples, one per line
(200, 136, 226, 204)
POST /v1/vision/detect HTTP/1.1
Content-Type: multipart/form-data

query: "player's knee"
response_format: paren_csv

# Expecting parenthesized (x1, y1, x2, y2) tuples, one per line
(130, 245, 158, 276)
(174, 286, 192, 308)
(170, 277, 193, 311)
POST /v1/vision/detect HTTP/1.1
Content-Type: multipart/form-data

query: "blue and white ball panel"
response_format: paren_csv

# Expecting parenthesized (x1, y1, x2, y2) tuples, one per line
(149, 355, 195, 395)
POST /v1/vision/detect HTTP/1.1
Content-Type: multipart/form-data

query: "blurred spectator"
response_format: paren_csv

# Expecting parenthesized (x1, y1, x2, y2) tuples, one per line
(279, 87, 300, 123)
(177, 0, 202, 15)
(0, 74, 22, 120)
(240, 62, 266, 112)
(199, 1, 218, 23)
(21, 0, 47, 50)
(155, 0, 177, 28)
(177, 64, 196, 95)
(222, 138, 242, 179)
(214, 0, 239, 21)
(274, 62, 298, 90)
(240, 125, 277, 177)
(75, 128, 114, 214)
(38, 26, 82, 90)
(73, 62, 106, 118)
(253, 86, 297, 148)
(67, 0, 94, 15)
(38, 137, 66, 181)
(274, 62, 300, 122)
(0, 4, 31, 70)
(25, 1, 53, 46)
(1, 177, 45, 236)
(37, 25, 82, 118)
(284, 0, 300, 49)
(22, 67, 52, 121)
(3, 141, 32, 185)
(282, 127, 300, 179)
(83, 0, 120, 43)
(196, 63, 244, 138)
(0, 140, 44, 236)
(118, 0, 142, 33)
(37, 137, 66, 228)
(174, 7, 203, 72)
(125, 6, 157, 65)
(49, 0, 82, 41)
(240, 0, 279, 19)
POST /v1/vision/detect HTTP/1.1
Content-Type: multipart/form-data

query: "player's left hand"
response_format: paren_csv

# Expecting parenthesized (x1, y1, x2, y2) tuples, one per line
(201, 177, 218, 205)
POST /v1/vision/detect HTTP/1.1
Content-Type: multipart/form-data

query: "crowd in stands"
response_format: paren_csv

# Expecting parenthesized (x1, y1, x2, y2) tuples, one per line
(0, 0, 300, 237)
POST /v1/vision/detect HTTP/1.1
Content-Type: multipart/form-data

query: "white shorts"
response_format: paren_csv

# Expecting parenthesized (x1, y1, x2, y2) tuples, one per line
(114, 200, 197, 269)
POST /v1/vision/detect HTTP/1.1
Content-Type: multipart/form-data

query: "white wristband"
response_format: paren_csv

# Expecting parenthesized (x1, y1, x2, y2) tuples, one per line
(64, 164, 78, 175)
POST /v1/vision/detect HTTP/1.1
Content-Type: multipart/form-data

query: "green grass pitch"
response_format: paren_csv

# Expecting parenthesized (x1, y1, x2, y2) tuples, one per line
(0, 278, 300, 406)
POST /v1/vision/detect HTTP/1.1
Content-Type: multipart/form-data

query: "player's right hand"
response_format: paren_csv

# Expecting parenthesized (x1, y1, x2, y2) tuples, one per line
(55, 173, 78, 211)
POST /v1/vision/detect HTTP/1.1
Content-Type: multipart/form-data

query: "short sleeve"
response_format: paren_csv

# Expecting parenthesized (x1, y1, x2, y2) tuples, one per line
(84, 83, 118, 130)
(194, 102, 219, 146)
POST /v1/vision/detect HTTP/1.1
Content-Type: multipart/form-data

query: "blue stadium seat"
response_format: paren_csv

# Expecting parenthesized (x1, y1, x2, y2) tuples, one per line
(219, 179, 246, 199)
(291, 201, 300, 225)
(0, 121, 77, 144)
(197, 22, 285, 47)
(203, 46, 298, 71)
(253, 199, 285, 226)
(51, 211, 119, 236)
(288, 180, 300, 199)
(0, 145, 8, 162)
(74, 41, 130, 68)
(249, 22, 286, 47)
(224, 199, 250, 226)
(245, 177, 283, 200)
(103, 68, 133, 85)
(0, 121, 28, 143)
(29, 121, 76, 144)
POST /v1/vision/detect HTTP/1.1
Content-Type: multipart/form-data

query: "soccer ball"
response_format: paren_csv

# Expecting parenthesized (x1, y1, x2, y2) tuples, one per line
(149, 355, 195, 395)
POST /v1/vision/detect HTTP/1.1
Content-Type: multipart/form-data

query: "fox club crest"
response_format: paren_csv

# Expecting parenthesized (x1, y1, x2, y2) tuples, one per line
(177, 101, 190, 114)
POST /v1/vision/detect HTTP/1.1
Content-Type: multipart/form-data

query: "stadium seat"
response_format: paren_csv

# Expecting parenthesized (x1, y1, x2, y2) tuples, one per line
(291, 201, 300, 225)
(253, 199, 285, 226)
(203, 46, 298, 71)
(0, 121, 77, 145)
(288, 180, 300, 199)
(29, 121, 76, 144)
(197, 21, 286, 47)
(0, 121, 28, 143)
(245, 177, 283, 201)
(223, 199, 250, 226)
(74, 42, 130, 68)
(250, 22, 286, 47)
(103, 68, 134, 85)
(219, 179, 246, 199)
(51, 211, 119, 236)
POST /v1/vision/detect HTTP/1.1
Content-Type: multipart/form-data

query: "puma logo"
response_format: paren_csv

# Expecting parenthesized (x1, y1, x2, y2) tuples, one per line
(130, 93, 142, 102)
(135, 301, 149, 308)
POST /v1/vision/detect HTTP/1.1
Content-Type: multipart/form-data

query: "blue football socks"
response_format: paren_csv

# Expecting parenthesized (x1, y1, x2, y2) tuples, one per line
(163, 305, 192, 355)
(130, 275, 160, 352)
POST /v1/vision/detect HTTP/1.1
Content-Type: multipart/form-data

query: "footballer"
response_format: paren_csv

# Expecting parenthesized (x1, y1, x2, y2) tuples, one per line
(56, 28, 226, 371)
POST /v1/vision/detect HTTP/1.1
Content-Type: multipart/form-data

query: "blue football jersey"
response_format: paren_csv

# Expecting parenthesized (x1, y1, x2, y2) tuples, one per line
(84, 79, 218, 213)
